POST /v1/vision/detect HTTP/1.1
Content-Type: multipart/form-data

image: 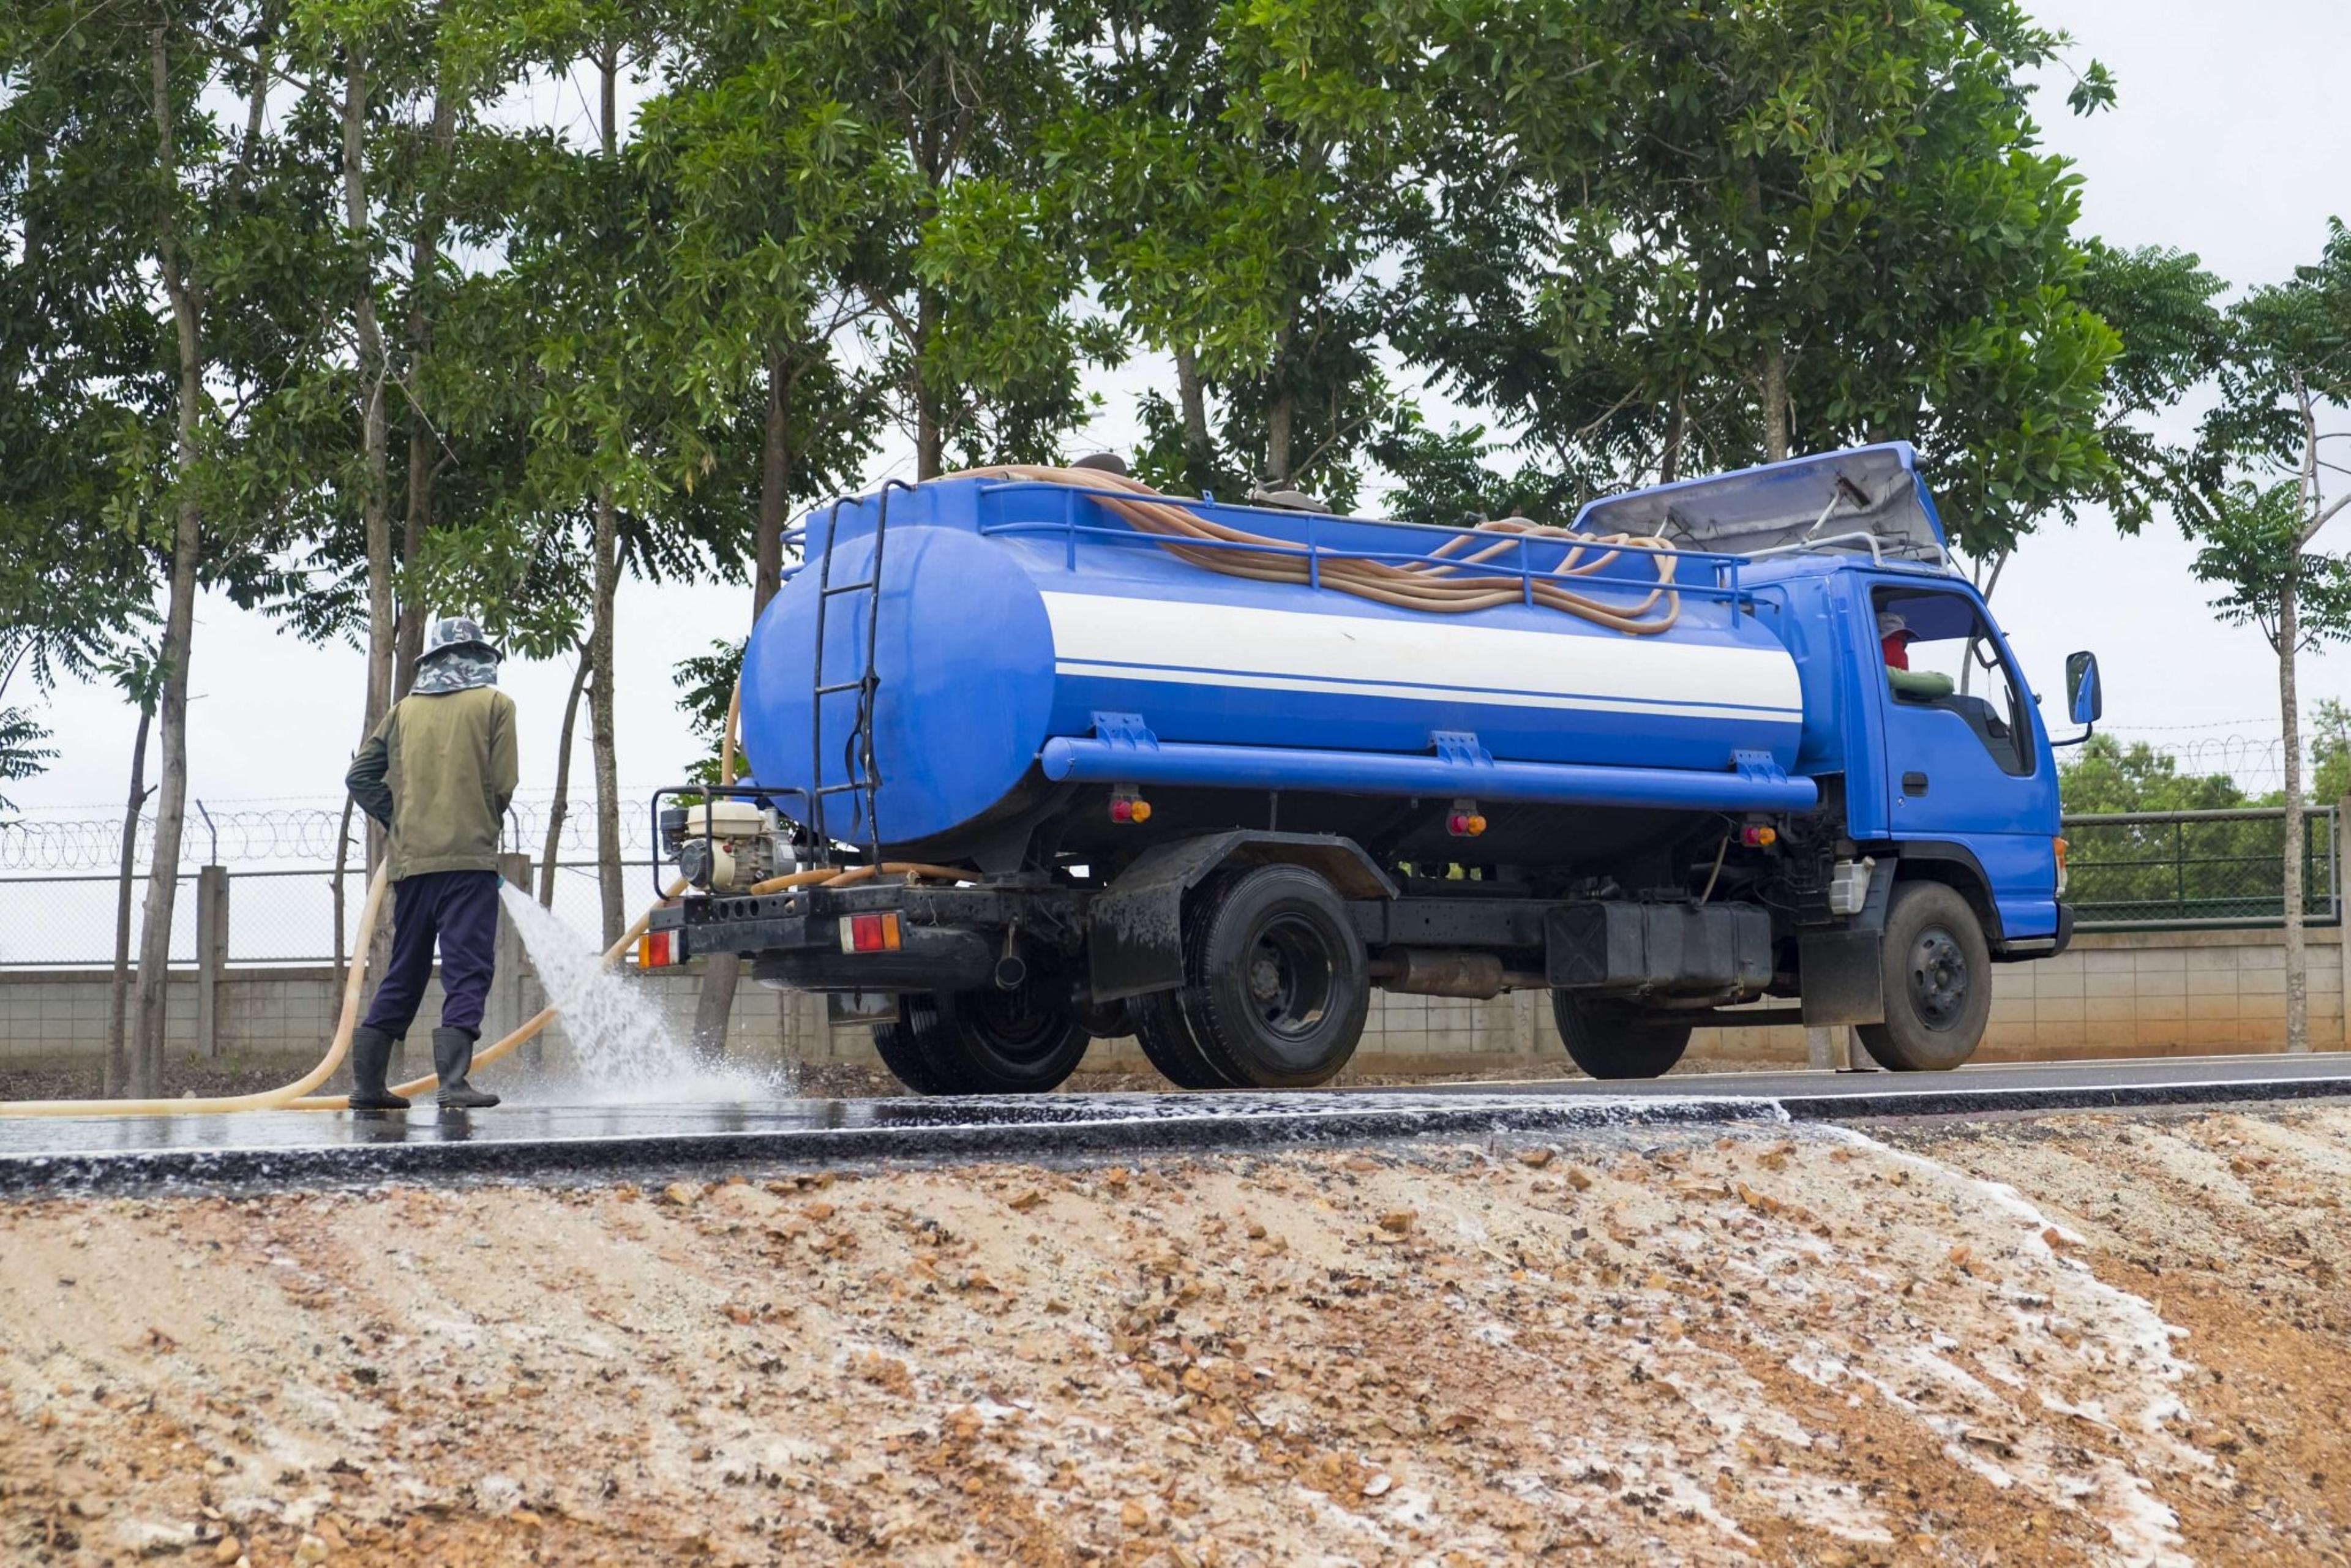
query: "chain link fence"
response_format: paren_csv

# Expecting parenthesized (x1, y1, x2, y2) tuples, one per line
(2062, 806, 2341, 931)
(1, 797, 2341, 964)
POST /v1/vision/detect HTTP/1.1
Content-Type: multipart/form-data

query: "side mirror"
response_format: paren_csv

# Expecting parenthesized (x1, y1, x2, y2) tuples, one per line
(2065, 651, 2102, 726)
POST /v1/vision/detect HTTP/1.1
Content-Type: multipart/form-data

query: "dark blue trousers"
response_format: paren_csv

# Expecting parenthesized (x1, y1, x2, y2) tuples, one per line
(363, 869, 501, 1038)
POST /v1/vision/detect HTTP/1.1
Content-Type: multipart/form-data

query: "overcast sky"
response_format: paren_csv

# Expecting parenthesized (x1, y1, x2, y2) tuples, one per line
(12, 0, 2351, 825)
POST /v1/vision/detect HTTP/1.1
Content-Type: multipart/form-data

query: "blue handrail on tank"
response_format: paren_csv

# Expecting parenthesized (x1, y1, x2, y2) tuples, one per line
(775, 478, 1754, 606)
(973, 517, 1749, 607)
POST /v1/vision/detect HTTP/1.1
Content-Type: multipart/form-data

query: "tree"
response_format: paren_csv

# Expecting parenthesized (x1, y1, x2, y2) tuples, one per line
(823, 0, 1103, 478)
(2, 4, 331, 1093)
(1400, 0, 2125, 555)
(1064, 0, 1426, 504)
(2177, 219, 2351, 1050)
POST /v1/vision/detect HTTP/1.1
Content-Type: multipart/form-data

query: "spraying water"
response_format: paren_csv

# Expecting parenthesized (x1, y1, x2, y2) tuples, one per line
(496, 885, 789, 1103)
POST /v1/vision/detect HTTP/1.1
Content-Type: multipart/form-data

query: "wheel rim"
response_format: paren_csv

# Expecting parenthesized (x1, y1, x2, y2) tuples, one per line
(964, 977, 1073, 1065)
(1243, 912, 1336, 1041)
(1907, 925, 1970, 1030)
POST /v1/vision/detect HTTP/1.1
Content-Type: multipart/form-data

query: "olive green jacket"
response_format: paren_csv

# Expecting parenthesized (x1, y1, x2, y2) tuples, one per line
(345, 685, 519, 880)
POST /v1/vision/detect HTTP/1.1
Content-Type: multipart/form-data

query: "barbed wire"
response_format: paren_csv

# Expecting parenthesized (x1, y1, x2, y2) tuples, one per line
(0, 797, 658, 872)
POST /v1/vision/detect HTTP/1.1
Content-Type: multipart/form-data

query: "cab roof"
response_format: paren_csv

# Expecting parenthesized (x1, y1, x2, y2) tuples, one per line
(1573, 442, 1951, 568)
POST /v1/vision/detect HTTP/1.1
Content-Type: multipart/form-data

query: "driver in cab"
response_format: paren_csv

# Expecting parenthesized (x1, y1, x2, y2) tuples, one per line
(1879, 611, 1953, 702)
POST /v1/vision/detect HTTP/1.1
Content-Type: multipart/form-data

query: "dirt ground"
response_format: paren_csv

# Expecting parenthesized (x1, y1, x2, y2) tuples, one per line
(4, 1105, 2348, 1567)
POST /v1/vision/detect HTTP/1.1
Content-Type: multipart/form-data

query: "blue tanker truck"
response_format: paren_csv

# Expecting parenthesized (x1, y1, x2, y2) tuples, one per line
(643, 442, 2099, 1093)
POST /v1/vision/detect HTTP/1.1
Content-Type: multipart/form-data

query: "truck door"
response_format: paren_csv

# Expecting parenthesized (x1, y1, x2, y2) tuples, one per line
(1869, 583, 2058, 937)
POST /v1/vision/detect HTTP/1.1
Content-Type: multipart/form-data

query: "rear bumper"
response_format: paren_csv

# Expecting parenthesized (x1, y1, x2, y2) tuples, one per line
(650, 882, 1069, 994)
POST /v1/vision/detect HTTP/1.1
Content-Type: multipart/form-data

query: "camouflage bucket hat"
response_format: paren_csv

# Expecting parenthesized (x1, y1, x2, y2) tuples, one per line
(413, 615, 502, 695)
(421, 615, 501, 663)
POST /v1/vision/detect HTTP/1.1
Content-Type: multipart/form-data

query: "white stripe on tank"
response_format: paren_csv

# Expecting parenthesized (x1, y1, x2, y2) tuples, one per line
(1038, 591, 1804, 724)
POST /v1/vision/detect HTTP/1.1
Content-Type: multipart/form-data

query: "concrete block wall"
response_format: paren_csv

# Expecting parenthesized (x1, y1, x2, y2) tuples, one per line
(5, 924, 2345, 1081)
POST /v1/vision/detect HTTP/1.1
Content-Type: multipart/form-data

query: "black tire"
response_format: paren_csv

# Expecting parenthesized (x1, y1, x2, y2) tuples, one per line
(1856, 880, 1990, 1071)
(871, 1003, 951, 1094)
(1130, 989, 1235, 1089)
(1550, 994, 1693, 1079)
(872, 964, 1090, 1095)
(1174, 865, 1369, 1089)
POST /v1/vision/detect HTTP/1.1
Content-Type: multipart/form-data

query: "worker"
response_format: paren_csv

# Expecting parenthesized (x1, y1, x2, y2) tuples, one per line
(343, 616, 519, 1112)
(1878, 610, 1916, 670)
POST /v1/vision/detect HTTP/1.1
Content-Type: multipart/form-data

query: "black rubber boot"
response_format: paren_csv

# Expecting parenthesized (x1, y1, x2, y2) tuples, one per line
(347, 1025, 410, 1111)
(433, 1027, 500, 1109)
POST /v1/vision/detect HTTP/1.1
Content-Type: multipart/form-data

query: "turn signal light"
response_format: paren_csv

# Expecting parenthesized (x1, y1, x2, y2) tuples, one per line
(638, 929, 680, 969)
(1741, 825, 1778, 847)
(839, 911, 904, 953)
(1109, 793, 1152, 823)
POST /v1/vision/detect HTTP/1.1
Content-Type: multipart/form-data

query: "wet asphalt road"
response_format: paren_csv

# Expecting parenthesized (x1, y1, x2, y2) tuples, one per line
(1, 1053, 2345, 1192)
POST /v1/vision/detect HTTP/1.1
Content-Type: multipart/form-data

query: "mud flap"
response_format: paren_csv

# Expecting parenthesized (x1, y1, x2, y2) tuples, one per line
(1798, 858, 1897, 1026)
(1086, 831, 1395, 1003)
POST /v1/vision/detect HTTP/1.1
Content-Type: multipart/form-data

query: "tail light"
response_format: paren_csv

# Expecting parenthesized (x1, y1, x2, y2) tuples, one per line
(839, 912, 904, 954)
(2053, 836, 2069, 898)
(638, 929, 680, 969)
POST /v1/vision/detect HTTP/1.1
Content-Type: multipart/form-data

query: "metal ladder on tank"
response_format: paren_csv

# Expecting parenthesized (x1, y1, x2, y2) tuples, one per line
(806, 479, 912, 868)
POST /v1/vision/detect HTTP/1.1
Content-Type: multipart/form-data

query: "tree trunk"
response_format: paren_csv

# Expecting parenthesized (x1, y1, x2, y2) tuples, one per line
(394, 82, 457, 699)
(105, 707, 153, 1097)
(1174, 345, 1210, 482)
(344, 45, 394, 843)
(2279, 577, 2309, 1052)
(1660, 392, 1686, 484)
(539, 648, 591, 907)
(691, 354, 795, 1053)
(590, 487, 623, 944)
(914, 287, 942, 479)
(130, 27, 204, 1099)
(754, 351, 790, 608)
(1760, 340, 1790, 463)
(1265, 386, 1295, 490)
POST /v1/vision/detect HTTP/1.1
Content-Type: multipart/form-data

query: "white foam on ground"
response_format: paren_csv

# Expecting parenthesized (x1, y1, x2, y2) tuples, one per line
(1822, 1126, 2202, 1566)
(496, 886, 786, 1104)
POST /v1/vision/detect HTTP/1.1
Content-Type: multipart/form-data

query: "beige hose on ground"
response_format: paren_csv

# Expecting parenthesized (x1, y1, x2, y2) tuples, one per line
(0, 868, 393, 1119)
(949, 465, 1685, 635)
(290, 877, 688, 1111)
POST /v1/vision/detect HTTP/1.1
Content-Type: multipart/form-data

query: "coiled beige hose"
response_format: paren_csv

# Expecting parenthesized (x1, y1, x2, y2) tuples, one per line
(951, 465, 1684, 634)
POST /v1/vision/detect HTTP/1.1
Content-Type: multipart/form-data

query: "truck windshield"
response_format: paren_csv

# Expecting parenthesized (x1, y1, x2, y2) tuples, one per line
(1873, 588, 2033, 777)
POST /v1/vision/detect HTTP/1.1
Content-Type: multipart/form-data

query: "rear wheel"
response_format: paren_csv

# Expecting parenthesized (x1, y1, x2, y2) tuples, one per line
(1174, 865, 1368, 1089)
(1131, 989, 1235, 1089)
(871, 1007, 950, 1094)
(871, 961, 1089, 1094)
(1550, 995, 1693, 1079)
(1856, 880, 1989, 1071)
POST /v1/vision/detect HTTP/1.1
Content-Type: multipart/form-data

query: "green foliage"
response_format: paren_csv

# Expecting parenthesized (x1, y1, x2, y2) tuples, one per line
(2058, 733, 2251, 815)
(2313, 700, 2351, 806)
(2055, 736, 2331, 925)
(2190, 479, 2351, 655)
(672, 637, 746, 788)
(1398, 0, 2130, 549)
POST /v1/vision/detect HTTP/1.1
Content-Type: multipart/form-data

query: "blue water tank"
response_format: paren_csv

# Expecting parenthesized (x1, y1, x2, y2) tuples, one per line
(738, 478, 1805, 853)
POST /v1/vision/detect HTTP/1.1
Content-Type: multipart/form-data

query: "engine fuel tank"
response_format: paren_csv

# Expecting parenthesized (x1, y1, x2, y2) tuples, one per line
(738, 477, 1805, 855)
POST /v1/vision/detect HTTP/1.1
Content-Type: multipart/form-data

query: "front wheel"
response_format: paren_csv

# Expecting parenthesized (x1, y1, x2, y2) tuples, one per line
(872, 967, 1089, 1094)
(1854, 880, 1990, 1071)
(1550, 995, 1693, 1079)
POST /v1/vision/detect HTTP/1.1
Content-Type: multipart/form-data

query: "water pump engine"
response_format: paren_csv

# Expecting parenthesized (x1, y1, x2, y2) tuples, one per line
(659, 800, 798, 893)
